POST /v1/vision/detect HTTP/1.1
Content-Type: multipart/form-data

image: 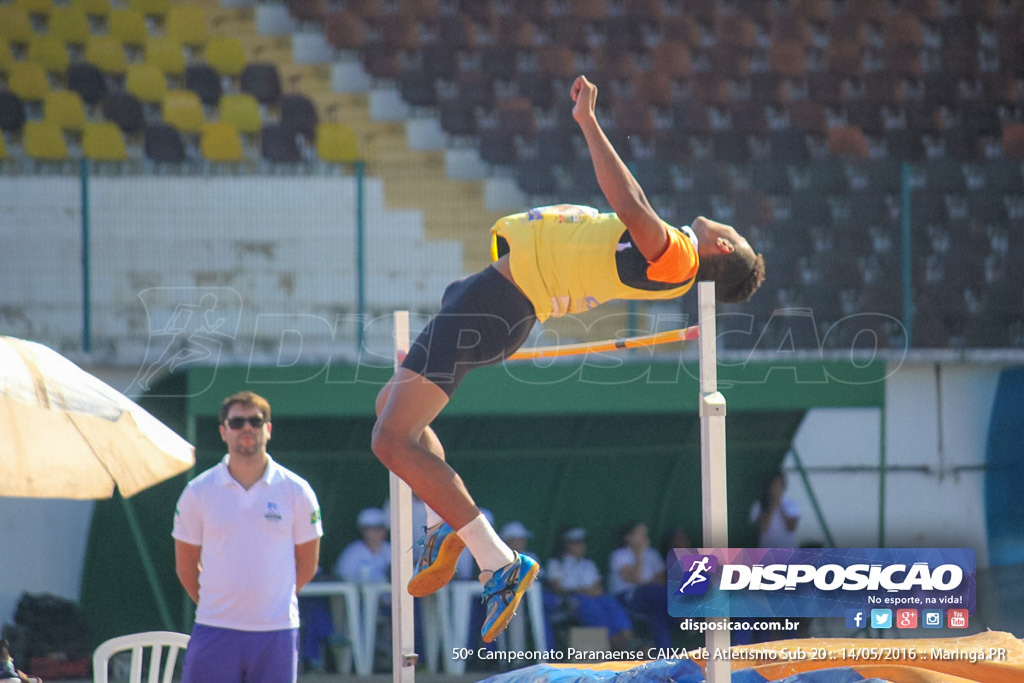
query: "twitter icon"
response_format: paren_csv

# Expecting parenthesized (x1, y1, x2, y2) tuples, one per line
(871, 609, 892, 628)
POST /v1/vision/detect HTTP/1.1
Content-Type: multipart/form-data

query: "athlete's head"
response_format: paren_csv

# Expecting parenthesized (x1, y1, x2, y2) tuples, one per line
(692, 216, 765, 303)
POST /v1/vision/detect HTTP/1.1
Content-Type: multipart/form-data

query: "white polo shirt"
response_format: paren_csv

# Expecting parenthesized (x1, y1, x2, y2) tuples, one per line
(172, 454, 323, 631)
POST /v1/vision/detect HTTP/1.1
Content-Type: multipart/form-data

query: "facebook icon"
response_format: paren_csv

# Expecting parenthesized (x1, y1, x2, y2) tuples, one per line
(846, 609, 866, 629)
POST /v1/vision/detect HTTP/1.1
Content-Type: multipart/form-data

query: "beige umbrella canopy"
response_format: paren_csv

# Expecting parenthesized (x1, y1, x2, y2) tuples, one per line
(1, 335, 194, 499)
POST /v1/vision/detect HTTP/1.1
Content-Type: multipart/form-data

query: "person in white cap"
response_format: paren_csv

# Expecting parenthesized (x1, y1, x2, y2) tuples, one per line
(545, 527, 636, 650)
(335, 507, 391, 582)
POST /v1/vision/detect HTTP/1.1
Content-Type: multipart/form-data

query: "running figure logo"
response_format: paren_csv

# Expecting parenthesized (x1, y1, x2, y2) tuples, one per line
(678, 554, 718, 595)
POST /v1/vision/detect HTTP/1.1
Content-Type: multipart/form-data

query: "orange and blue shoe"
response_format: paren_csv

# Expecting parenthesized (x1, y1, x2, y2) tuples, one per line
(480, 553, 540, 643)
(407, 523, 466, 598)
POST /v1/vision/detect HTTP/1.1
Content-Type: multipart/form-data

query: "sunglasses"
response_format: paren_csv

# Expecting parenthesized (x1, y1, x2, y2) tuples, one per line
(225, 416, 266, 430)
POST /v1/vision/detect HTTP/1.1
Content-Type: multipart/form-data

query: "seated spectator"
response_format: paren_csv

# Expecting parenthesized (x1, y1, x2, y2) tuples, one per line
(335, 507, 393, 671)
(546, 527, 636, 650)
(335, 507, 391, 582)
(608, 521, 673, 648)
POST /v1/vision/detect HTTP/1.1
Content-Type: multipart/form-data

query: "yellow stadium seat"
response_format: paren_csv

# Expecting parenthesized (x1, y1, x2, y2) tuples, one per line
(200, 121, 244, 162)
(0, 131, 6, 160)
(316, 122, 359, 163)
(162, 89, 204, 134)
(27, 35, 71, 76)
(165, 5, 207, 49)
(1, 40, 17, 76)
(8, 61, 50, 103)
(85, 35, 127, 75)
(107, 8, 148, 46)
(128, 0, 169, 20)
(146, 36, 186, 77)
(218, 93, 262, 135)
(125, 62, 167, 104)
(16, 0, 54, 20)
(48, 6, 91, 45)
(0, 5, 35, 44)
(70, 0, 112, 20)
(43, 89, 87, 132)
(24, 120, 68, 160)
(83, 120, 128, 161)
(204, 36, 246, 78)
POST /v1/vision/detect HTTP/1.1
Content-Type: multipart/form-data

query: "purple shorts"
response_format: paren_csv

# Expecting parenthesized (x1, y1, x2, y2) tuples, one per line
(181, 624, 298, 683)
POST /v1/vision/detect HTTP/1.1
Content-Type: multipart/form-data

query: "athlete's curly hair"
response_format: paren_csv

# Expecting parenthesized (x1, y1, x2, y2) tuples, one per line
(696, 247, 766, 303)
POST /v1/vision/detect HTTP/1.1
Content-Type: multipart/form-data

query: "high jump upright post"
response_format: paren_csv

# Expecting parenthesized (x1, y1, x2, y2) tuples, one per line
(698, 282, 731, 682)
(389, 310, 417, 682)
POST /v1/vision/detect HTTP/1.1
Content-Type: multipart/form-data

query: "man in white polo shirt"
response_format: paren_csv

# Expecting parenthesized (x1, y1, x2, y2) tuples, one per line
(173, 391, 322, 683)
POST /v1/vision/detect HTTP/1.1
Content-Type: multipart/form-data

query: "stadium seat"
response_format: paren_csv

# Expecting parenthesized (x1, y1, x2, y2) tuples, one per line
(67, 62, 108, 105)
(82, 120, 128, 161)
(144, 122, 185, 163)
(125, 62, 168, 104)
(23, 120, 68, 160)
(161, 90, 204, 134)
(129, 0, 170, 21)
(1004, 123, 1024, 161)
(101, 92, 145, 133)
(8, 62, 50, 104)
(279, 93, 318, 139)
(85, 35, 127, 76)
(165, 5, 207, 49)
(240, 62, 282, 105)
(0, 5, 35, 45)
(0, 39, 14, 76)
(71, 0, 111, 21)
(260, 123, 301, 163)
(515, 157, 557, 196)
(289, 0, 325, 22)
(43, 89, 87, 132)
(204, 36, 247, 78)
(0, 131, 6, 160)
(200, 121, 244, 162)
(146, 36, 186, 77)
(0, 92, 26, 133)
(27, 35, 71, 77)
(398, 69, 437, 108)
(107, 8, 148, 47)
(16, 0, 53, 21)
(48, 6, 91, 46)
(827, 125, 870, 159)
(324, 10, 366, 51)
(438, 99, 477, 137)
(218, 93, 262, 135)
(184, 63, 222, 106)
(315, 122, 359, 163)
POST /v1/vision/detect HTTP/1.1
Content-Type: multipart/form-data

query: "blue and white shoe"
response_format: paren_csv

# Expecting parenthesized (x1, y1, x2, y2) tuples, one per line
(407, 522, 466, 598)
(480, 553, 540, 643)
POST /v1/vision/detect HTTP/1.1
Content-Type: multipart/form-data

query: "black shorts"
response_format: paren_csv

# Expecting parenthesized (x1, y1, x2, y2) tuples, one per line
(401, 265, 537, 397)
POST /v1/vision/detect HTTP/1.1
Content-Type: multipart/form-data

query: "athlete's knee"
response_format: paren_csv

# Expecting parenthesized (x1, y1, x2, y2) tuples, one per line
(370, 418, 405, 469)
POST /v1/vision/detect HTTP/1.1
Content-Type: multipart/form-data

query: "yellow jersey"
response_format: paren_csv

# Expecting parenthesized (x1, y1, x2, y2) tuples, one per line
(490, 204, 698, 322)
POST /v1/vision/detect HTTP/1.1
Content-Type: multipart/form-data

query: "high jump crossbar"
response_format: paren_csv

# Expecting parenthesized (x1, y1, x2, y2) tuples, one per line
(389, 281, 729, 683)
(507, 325, 699, 360)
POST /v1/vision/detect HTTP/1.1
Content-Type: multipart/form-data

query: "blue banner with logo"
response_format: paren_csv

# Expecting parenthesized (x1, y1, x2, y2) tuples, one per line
(667, 548, 975, 618)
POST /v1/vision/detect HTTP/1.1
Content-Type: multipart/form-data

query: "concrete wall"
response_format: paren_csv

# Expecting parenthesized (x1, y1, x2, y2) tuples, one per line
(0, 176, 463, 363)
(785, 361, 1005, 567)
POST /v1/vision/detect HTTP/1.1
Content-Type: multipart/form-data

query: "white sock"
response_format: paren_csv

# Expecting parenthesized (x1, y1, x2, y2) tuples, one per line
(456, 513, 516, 576)
(425, 506, 443, 529)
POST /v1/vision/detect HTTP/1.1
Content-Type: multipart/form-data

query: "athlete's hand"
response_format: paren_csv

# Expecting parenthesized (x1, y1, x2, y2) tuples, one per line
(571, 75, 597, 124)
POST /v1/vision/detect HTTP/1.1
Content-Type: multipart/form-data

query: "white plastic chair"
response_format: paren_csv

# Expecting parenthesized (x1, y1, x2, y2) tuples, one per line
(92, 631, 190, 683)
